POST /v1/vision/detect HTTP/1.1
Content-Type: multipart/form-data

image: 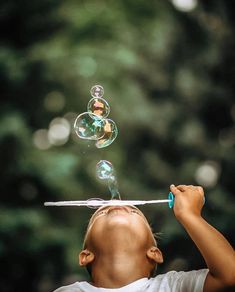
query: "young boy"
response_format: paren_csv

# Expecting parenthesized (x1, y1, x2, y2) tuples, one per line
(54, 185, 235, 291)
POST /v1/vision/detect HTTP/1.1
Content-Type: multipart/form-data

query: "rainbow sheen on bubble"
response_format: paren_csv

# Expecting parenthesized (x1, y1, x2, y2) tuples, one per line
(95, 119, 118, 148)
(74, 112, 105, 140)
(90, 85, 104, 98)
(87, 97, 110, 118)
(96, 160, 121, 200)
(96, 160, 114, 179)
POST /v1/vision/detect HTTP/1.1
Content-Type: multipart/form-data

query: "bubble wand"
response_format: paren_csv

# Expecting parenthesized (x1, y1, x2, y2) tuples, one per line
(44, 192, 175, 209)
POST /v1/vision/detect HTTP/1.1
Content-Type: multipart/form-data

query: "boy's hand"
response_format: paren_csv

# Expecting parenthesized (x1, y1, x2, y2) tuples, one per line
(170, 184, 235, 291)
(170, 184, 205, 221)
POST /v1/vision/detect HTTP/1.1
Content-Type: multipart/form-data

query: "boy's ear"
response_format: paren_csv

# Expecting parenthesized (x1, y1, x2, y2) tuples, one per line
(79, 249, 95, 266)
(147, 246, 163, 264)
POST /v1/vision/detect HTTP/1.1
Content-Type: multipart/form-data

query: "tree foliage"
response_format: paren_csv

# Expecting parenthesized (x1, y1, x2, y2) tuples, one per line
(0, 0, 235, 291)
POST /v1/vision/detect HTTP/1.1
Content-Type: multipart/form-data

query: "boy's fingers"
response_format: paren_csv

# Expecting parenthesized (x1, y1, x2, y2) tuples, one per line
(177, 185, 204, 195)
(170, 184, 204, 197)
(196, 186, 204, 195)
(170, 184, 181, 195)
(175, 185, 188, 191)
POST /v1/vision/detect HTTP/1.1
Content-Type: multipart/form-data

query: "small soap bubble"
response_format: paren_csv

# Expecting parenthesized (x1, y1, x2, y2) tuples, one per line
(74, 112, 105, 140)
(87, 97, 110, 118)
(96, 160, 114, 180)
(96, 160, 121, 200)
(95, 119, 118, 148)
(90, 85, 104, 98)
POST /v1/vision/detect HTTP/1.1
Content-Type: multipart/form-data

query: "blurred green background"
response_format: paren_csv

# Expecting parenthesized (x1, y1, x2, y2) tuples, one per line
(1, 0, 235, 291)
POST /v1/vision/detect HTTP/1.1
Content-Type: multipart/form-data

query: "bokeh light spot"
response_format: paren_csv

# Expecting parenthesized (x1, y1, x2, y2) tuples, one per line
(171, 0, 197, 12)
(33, 129, 51, 150)
(44, 91, 65, 112)
(48, 118, 71, 146)
(195, 161, 221, 188)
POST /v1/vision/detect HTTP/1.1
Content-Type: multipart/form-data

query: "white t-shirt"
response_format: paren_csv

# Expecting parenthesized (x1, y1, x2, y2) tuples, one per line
(54, 269, 209, 292)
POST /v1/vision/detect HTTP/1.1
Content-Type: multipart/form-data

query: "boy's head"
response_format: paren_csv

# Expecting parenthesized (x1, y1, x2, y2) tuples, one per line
(79, 205, 163, 278)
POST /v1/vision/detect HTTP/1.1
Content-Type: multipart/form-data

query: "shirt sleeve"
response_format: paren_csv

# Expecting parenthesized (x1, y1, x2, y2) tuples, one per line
(167, 269, 209, 292)
(52, 282, 81, 292)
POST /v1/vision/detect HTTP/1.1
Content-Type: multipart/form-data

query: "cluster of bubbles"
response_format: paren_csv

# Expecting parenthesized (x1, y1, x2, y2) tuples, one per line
(96, 160, 121, 200)
(44, 86, 178, 208)
(74, 85, 118, 148)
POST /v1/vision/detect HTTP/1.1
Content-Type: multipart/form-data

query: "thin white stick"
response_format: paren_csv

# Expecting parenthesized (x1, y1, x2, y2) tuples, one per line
(44, 199, 171, 207)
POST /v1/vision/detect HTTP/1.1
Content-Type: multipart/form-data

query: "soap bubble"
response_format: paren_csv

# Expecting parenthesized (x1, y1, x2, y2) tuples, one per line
(90, 85, 104, 98)
(95, 119, 118, 148)
(96, 160, 114, 180)
(96, 160, 121, 200)
(87, 97, 110, 118)
(74, 112, 105, 140)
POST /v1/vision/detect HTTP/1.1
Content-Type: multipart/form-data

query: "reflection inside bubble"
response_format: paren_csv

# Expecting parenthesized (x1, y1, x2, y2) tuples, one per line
(90, 85, 104, 98)
(74, 112, 105, 140)
(87, 97, 110, 118)
(96, 160, 121, 200)
(96, 160, 114, 179)
(95, 119, 118, 148)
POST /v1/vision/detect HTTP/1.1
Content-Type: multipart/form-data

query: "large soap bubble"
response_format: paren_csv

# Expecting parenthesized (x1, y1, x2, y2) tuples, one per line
(74, 112, 105, 140)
